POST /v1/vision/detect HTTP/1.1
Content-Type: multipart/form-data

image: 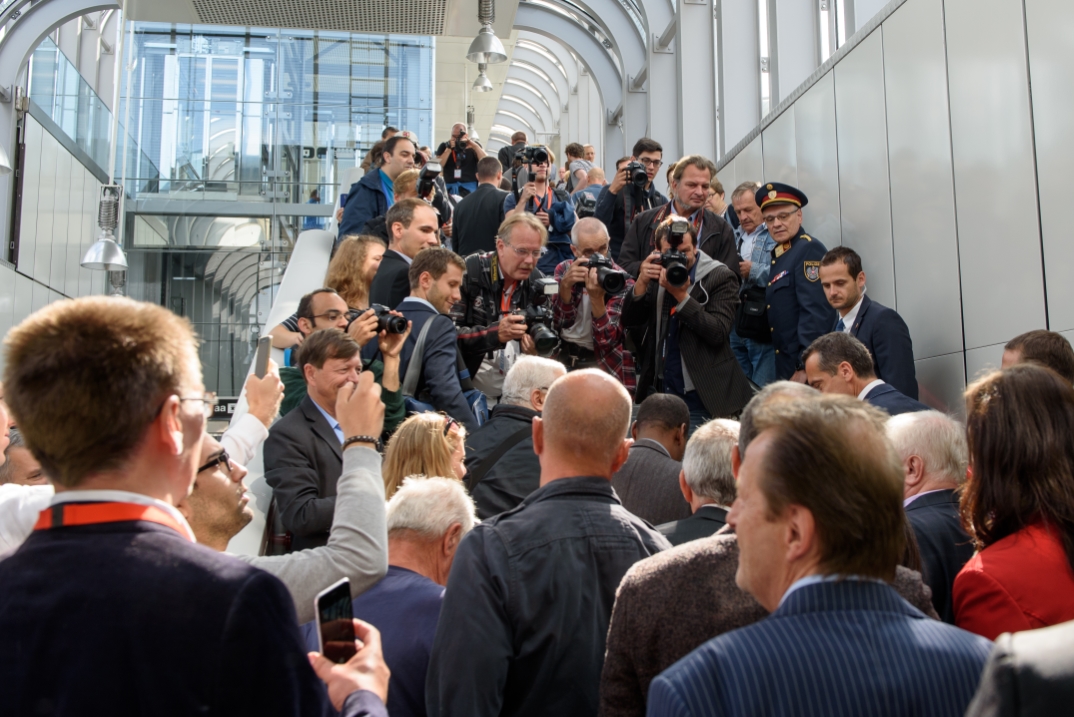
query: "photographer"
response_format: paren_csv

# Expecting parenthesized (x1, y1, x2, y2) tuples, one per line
(551, 218, 636, 393)
(363, 167, 451, 243)
(595, 138, 669, 261)
(451, 213, 553, 400)
(504, 144, 576, 273)
(621, 215, 753, 430)
(437, 122, 487, 197)
(618, 155, 740, 280)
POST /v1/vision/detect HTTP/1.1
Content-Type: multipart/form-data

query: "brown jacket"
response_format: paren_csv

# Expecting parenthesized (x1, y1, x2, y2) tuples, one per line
(599, 531, 940, 717)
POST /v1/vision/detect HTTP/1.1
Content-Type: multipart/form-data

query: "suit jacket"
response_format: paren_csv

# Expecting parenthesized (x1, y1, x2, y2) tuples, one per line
(965, 619, 1074, 717)
(0, 517, 354, 717)
(599, 531, 942, 717)
(837, 294, 919, 399)
(657, 504, 727, 546)
(264, 395, 343, 551)
(647, 579, 991, 717)
(369, 250, 412, 310)
(864, 382, 930, 416)
(453, 183, 508, 256)
(905, 489, 975, 624)
(611, 439, 690, 526)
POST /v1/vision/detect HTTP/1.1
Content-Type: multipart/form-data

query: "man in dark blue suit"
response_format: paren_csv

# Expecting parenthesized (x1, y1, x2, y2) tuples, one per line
(819, 246, 918, 398)
(803, 332, 929, 416)
(758, 182, 836, 381)
(0, 296, 390, 717)
(647, 393, 991, 717)
(367, 246, 479, 431)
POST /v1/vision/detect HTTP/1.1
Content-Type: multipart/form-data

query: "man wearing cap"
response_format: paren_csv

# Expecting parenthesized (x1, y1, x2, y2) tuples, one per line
(759, 183, 836, 382)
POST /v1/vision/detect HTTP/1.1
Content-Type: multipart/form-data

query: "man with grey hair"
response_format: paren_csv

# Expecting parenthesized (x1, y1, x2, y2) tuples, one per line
(888, 410, 974, 624)
(464, 356, 567, 519)
(304, 476, 477, 717)
(552, 216, 636, 389)
(657, 419, 740, 546)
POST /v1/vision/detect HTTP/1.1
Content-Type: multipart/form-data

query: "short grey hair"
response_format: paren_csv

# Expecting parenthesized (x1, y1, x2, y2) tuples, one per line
(386, 476, 478, 539)
(501, 356, 565, 408)
(731, 180, 761, 202)
(571, 216, 609, 246)
(885, 411, 968, 486)
(0, 427, 26, 483)
(739, 381, 818, 457)
(683, 419, 740, 505)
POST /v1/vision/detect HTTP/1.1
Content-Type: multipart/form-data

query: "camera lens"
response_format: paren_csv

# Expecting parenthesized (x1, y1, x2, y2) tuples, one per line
(599, 269, 627, 295)
(665, 261, 689, 287)
(529, 324, 559, 356)
(379, 315, 408, 334)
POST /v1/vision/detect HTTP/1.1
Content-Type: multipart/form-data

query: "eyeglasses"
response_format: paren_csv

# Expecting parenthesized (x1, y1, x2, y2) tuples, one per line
(310, 310, 347, 323)
(441, 414, 459, 437)
(505, 243, 543, 260)
(180, 392, 218, 419)
(197, 449, 234, 475)
(762, 210, 798, 225)
(637, 158, 663, 168)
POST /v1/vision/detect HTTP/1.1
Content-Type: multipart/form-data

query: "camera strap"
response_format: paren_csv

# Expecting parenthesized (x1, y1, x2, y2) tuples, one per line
(500, 280, 518, 314)
(401, 317, 437, 398)
(34, 502, 195, 542)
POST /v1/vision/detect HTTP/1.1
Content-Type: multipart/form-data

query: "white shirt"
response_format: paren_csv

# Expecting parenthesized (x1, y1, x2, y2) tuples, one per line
(560, 292, 595, 350)
(0, 483, 54, 554)
(857, 379, 886, 401)
(838, 293, 866, 332)
(219, 413, 269, 468)
(738, 224, 766, 262)
(50, 488, 196, 542)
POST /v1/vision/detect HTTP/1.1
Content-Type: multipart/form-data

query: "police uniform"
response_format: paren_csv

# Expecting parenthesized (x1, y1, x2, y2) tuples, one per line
(758, 183, 837, 380)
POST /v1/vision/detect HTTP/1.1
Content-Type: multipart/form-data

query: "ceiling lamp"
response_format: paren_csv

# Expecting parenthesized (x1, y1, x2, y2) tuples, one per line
(467, 0, 507, 64)
(81, 185, 128, 272)
(473, 64, 494, 92)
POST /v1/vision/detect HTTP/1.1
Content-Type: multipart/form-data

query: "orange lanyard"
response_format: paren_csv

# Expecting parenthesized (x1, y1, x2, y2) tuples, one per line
(34, 502, 195, 542)
(531, 187, 554, 213)
(501, 281, 518, 314)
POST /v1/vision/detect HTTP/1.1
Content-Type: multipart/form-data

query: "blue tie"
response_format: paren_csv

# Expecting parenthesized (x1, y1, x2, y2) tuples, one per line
(836, 317, 846, 332)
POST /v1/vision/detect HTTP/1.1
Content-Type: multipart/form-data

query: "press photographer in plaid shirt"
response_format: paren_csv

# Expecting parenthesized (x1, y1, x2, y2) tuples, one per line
(551, 217, 637, 395)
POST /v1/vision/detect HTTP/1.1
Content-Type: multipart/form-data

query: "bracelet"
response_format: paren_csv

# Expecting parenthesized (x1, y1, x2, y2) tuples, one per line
(342, 435, 379, 451)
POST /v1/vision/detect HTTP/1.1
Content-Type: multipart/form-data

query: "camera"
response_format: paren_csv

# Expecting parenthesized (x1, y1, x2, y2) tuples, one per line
(418, 161, 441, 198)
(456, 135, 469, 149)
(521, 145, 550, 165)
(514, 278, 559, 356)
(369, 304, 408, 334)
(574, 192, 596, 219)
(579, 254, 628, 295)
(624, 161, 648, 189)
(658, 219, 691, 287)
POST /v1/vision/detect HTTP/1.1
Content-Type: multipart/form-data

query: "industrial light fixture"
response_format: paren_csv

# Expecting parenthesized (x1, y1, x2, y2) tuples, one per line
(473, 64, 494, 92)
(81, 184, 128, 272)
(467, 0, 507, 64)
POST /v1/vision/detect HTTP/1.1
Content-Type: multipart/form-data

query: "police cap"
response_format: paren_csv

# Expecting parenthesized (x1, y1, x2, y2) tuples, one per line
(756, 182, 809, 212)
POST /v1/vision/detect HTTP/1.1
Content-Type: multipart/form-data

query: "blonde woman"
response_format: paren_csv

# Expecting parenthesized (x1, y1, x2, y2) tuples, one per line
(383, 412, 468, 499)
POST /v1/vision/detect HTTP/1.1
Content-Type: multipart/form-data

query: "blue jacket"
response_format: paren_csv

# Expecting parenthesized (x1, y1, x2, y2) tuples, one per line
(864, 382, 930, 416)
(647, 580, 991, 717)
(765, 228, 836, 379)
(340, 170, 389, 240)
(836, 294, 919, 399)
(738, 225, 777, 291)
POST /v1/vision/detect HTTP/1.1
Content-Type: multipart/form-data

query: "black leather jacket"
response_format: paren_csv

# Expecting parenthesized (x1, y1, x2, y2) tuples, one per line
(464, 404, 541, 519)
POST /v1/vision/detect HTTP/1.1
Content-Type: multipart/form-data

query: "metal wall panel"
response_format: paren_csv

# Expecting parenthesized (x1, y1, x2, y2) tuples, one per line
(1024, 0, 1074, 332)
(794, 72, 841, 244)
(718, 0, 761, 152)
(18, 118, 41, 271)
(761, 109, 798, 186)
(946, 0, 1044, 349)
(853, 0, 890, 32)
(49, 148, 72, 296)
(773, 0, 819, 102)
(65, 167, 86, 297)
(13, 273, 32, 328)
(834, 30, 895, 307)
(736, 135, 764, 190)
(32, 130, 57, 285)
(0, 264, 15, 373)
(914, 353, 967, 417)
(965, 342, 1005, 385)
(883, 0, 963, 359)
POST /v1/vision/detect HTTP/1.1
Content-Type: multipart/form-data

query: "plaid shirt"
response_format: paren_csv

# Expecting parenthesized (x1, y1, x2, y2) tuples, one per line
(552, 257, 637, 396)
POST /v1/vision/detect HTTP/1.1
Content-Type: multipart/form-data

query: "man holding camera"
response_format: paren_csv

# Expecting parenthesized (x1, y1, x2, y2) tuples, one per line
(618, 156, 740, 282)
(552, 217, 636, 393)
(622, 216, 753, 430)
(437, 123, 487, 197)
(504, 144, 575, 274)
(596, 139, 669, 261)
(340, 135, 417, 241)
(369, 198, 442, 310)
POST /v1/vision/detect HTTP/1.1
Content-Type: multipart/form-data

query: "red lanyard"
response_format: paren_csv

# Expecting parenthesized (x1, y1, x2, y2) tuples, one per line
(531, 187, 554, 213)
(34, 501, 195, 542)
(501, 281, 517, 314)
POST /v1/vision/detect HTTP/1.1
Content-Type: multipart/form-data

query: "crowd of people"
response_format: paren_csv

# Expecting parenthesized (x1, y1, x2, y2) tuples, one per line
(2, 124, 1074, 716)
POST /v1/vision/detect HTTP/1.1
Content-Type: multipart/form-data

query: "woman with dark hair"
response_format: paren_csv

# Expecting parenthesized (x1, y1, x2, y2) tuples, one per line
(953, 363, 1074, 639)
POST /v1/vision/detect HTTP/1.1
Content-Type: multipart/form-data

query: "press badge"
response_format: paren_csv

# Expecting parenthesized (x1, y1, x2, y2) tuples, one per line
(454, 169, 463, 179)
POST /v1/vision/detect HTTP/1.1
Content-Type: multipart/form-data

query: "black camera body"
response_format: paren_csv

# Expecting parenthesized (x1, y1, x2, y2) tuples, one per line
(456, 136, 469, 149)
(514, 278, 559, 356)
(418, 162, 441, 198)
(521, 145, 550, 165)
(624, 161, 648, 189)
(575, 191, 597, 218)
(369, 304, 408, 334)
(658, 219, 691, 287)
(580, 254, 628, 295)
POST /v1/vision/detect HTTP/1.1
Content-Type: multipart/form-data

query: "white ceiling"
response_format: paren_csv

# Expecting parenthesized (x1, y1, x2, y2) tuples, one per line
(434, 31, 518, 151)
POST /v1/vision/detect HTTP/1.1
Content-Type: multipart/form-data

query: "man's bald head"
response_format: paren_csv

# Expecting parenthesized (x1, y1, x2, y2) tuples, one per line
(540, 370, 632, 471)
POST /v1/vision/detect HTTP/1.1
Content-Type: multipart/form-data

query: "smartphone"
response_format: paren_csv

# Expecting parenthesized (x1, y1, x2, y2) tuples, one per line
(254, 335, 272, 379)
(315, 578, 357, 664)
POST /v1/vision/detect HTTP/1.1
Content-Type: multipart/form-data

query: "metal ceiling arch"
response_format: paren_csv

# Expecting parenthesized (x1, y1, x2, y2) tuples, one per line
(495, 110, 537, 137)
(511, 50, 571, 110)
(496, 99, 547, 135)
(516, 33, 578, 94)
(504, 76, 555, 115)
(507, 65, 565, 116)
(500, 84, 556, 131)
(561, 0, 646, 83)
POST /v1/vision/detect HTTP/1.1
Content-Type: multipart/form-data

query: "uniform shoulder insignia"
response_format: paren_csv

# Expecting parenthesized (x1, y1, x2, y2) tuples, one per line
(803, 261, 820, 282)
(801, 234, 812, 241)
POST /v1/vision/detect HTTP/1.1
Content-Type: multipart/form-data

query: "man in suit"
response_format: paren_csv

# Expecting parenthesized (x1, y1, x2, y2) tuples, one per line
(599, 381, 941, 717)
(887, 410, 975, 624)
(803, 331, 929, 415)
(369, 198, 441, 309)
(647, 393, 991, 717)
(759, 182, 837, 381)
(820, 246, 918, 398)
(621, 214, 754, 429)
(966, 619, 1074, 717)
(0, 296, 391, 717)
(657, 419, 739, 545)
(612, 394, 691, 525)
(453, 157, 508, 256)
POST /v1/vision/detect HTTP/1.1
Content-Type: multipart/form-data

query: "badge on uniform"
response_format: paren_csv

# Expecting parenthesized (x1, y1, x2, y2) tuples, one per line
(769, 270, 789, 286)
(803, 261, 820, 282)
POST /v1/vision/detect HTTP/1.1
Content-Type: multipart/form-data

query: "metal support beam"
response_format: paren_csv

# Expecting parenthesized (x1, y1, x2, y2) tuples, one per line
(640, 0, 680, 174)
(716, 0, 762, 154)
(676, 0, 717, 159)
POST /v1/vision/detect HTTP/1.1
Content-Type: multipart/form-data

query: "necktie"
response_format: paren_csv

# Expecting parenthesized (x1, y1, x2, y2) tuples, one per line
(836, 318, 846, 332)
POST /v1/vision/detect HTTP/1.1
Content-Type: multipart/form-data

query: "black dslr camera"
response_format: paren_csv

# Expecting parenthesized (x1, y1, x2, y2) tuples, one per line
(658, 219, 691, 287)
(624, 160, 648, 189)
(456, 134, 469, 149)
(521, 145, 550, 165)
(369, 304, 408, 334)
(579, 254, 628, 295)
(418, 161, 441, 199)
(514, 278, 559, 357)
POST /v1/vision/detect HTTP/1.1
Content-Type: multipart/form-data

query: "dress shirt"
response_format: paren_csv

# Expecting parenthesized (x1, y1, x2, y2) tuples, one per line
(903, 488, 949, 508)
(219, 412, 269, 467)
(779, 573, 885, 608)
(857, 378, 886, 400)
(311, 399, 345, 444)
(387, 248, 412, 266)
(401, 296, 436, 312)
(50, 488, 196, 542)
(838, 293, 866, 333)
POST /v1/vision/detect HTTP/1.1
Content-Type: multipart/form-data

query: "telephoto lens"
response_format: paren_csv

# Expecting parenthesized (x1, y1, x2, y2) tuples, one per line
(662, 256, 690, 287)
(583, 255, 628, 295)
(370, 304, 408, 334)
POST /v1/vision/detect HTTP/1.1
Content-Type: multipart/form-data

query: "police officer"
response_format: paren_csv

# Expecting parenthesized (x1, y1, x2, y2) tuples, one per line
(759, 182, 836, 381)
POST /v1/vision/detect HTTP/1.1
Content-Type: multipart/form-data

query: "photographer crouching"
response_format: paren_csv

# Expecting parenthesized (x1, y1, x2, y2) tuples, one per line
(504, 144, 577, 274)
(621, 216, 754, 431)
(551, 218, 636, 393)
(437, 123, 487, 197)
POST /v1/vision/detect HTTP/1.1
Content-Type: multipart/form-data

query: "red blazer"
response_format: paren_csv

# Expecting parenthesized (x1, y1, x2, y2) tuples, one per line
(953, 522, 1074, 640)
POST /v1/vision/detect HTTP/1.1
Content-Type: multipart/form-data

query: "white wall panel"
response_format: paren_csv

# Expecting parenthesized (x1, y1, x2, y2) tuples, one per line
(883, 0, 963, 359)
(772, 0, 819, 101)
(965, 342, 1005, 385)
(32, 131, 58, 285)
(1024, 0, 1074, 332)
(946, 0, 1044, 349)
(13, 272, 32, 325)
(0, 264, 15, 371)
(49, 148, 73, 296)
(18, 118, 41, 273)
(914, 352, 966, 417)
(794, 72, 841, 244)
(718, 0, 761, 152)
(65, 167, 86, 297)
(736, 136, 764, 190)
(834, 31, 895, 306)
(761, 110, 797, 186)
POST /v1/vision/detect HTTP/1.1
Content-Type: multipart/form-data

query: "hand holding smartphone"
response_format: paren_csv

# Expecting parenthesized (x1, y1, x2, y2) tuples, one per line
(254, 335, 272, 379)
(315, 578, 358, 664)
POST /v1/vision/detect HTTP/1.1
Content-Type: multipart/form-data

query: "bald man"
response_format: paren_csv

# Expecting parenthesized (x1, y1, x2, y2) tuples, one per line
(427, 370, 670, 716)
